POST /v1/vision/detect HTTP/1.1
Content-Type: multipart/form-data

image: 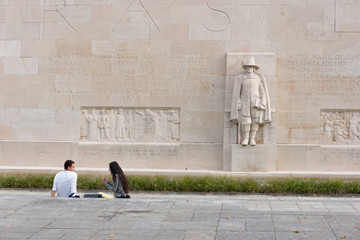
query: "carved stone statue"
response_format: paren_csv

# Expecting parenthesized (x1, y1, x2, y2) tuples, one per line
(230, 56, 271, 146)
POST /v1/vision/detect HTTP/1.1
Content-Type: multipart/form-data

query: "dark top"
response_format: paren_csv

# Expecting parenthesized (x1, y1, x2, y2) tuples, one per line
(104, 174, 125, 198)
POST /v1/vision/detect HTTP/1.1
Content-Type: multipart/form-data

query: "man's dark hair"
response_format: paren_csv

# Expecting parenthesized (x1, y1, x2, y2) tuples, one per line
(64, 160, 75, 170)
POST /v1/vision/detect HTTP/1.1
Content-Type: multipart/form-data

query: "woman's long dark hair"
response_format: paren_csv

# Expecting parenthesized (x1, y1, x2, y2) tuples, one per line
(109, 161, 129, 194)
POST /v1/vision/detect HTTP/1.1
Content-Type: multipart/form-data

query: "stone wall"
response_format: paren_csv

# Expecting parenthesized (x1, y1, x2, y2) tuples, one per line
(1, 0, 360, 172)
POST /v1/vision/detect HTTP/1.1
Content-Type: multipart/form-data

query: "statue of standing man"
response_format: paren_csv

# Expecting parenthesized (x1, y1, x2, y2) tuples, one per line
(230, 57, 271, 146)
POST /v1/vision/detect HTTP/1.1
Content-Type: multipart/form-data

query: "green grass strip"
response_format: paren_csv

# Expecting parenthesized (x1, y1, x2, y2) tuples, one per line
(0, 174, 360, 195)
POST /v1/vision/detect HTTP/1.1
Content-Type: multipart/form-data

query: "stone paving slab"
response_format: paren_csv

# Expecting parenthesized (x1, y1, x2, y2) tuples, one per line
(1, 190, 360, 239)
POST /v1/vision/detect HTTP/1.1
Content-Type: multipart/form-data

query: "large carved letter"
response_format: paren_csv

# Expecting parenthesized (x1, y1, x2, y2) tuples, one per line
(127, 0, 160, 32)
(202, 0, 230, 32)
(42, 0, 76, 32)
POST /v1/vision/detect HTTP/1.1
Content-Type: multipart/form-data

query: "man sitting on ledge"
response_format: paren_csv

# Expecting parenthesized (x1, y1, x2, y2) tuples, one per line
(51, 160, 78, 198)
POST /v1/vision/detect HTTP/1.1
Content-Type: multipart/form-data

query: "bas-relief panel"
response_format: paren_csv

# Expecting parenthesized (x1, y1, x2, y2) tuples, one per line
(320, 111, 360, 145)
(81, 107, 180, 143)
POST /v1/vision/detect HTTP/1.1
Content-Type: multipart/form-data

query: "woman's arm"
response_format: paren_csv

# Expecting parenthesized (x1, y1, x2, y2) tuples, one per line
(104, 179, 116, 191)
(104, 174, 125, 197)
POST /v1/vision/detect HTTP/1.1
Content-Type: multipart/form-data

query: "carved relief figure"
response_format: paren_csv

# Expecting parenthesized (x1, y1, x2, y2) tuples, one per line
(158, 110, 169, 139)
(87, 108, 100, 141)
(103, 110, 112, 141)
(81, 109, 89, 139)
(230, 57, 271, 146)
(115, 108, 129, 141)
(108, 109, 117, 140)
(135, 109, 146, 139)
(321, 112, 335, 143)
(168, 110, 180, 141)
(145, 109, 160, 137)
(126, 110, 132, 140)
(333, 119, 348, 144)
(349, 114, 360, 143)
(97, 109, 109, 141)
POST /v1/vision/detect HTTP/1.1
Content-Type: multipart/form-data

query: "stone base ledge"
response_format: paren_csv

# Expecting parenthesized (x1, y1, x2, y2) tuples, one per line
(1, 166, 360, 179)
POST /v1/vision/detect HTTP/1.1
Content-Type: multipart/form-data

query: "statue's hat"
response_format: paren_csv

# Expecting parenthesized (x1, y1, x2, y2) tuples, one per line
(242, 56, 259, 70)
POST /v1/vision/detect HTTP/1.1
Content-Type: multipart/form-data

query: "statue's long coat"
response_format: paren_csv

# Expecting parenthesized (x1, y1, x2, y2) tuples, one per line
(230, 72, 271, 125)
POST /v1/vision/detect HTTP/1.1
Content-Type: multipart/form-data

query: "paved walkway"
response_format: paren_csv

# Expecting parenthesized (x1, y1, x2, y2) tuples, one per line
(0, 190, 360, 240)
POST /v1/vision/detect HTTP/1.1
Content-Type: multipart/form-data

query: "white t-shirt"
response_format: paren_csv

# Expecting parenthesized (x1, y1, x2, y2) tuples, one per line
(52, 171, 78, 197)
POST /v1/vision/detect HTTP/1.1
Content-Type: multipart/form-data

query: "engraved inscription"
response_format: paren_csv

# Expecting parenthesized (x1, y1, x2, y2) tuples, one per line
(78, 144, 181, 168)
(283, 54, 360, 104)
(320, 111, 360, 144)
(48, 53, 216, 105)
(321, 147, 360, 171)
(110, 146, 179, 159)
(81, 107, 180, 142)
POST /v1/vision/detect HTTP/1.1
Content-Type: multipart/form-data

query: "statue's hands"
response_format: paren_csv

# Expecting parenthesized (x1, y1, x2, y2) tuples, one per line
(255, 104, 266, 111)
(237, 100, 242, 110)
(231, 118, 239, 123)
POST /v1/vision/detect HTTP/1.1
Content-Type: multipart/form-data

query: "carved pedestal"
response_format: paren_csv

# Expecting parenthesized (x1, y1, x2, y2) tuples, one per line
(230, 144, 276, 172)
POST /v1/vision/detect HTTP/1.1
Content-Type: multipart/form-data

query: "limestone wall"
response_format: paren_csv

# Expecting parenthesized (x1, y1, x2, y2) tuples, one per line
(0, 0, 360, 172)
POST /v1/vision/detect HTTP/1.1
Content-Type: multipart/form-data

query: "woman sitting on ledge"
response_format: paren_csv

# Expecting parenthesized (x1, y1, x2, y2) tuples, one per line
(100, 161, 130, 198)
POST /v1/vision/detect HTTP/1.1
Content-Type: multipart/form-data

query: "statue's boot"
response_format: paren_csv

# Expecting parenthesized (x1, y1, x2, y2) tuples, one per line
(241, 132, 249, 146)
(249, 124, 259, 146)
(250, 131, 257, 146)
(240, 124, 250, 146)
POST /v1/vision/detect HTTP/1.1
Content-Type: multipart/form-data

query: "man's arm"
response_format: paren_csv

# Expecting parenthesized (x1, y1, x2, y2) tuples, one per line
(51, 175, 57, 197)
(70, 173, 78, 194)
(50, 190, 56, 197)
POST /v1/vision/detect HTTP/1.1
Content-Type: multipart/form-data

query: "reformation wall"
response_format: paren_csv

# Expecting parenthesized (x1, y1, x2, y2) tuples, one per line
(1, 0, 360, 172)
